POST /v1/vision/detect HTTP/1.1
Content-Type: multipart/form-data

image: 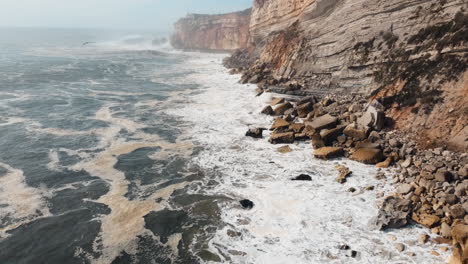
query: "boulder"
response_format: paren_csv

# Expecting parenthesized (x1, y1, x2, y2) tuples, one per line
(344, 124, 369, 140)
(261, 105, 274, 115)
(350, 148, 384, 164)
(297, 102, 314, 118)
(320, 125, 346, 145)
(289, 123, 305, 133)
(239, 199, 254, 209)
(269, 132, 294, 144)
(336, 165, 352, 184)
(311, 134, 326, 149)
(273, 102, 293, 115)
(371, 196, 413, 230)
(270, 97, 285, 106)
(292, 174, 312, 181)
(277, 145, 292, 153)
(246, 128, 265, 138)
(270, 118, 290, 130)
(314, 147, 344, 159)
(411, 213, 441, 228)
(450, 224, 468, 264)
(307, 114, 337, 131)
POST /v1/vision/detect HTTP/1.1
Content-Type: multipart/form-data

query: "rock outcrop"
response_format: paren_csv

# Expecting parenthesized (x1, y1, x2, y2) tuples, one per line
(171, 9, 251, 51)
(226, 0, 468, 151)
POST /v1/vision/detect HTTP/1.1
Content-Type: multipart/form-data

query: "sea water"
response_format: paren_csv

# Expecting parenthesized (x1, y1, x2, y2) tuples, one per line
(0, 28, 449, 264)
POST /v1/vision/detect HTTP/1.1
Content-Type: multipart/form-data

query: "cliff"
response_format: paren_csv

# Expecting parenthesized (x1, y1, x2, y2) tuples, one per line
(226, 0, 468, 152)
(170, 9, 251, 51)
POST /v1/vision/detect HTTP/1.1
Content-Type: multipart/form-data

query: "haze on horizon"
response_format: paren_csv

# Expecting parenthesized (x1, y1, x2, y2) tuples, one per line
(0, 0, 252, 31)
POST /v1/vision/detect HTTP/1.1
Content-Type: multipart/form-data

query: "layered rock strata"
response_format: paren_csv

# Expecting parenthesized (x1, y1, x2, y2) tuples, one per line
(171, 9, 251, 51)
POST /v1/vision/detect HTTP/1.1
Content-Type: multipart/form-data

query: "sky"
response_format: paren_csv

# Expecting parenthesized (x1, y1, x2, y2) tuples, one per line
(0, 0, 252, 31)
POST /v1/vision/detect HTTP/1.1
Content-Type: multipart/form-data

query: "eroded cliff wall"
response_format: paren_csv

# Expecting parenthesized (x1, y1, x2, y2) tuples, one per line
(226, 0, 468, 152)
(171, 9, 251, 51)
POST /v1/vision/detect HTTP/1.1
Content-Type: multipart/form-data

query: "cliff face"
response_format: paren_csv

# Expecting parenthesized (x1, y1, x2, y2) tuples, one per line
(226, 0, 468, 152)
(171, 9, 251, 51)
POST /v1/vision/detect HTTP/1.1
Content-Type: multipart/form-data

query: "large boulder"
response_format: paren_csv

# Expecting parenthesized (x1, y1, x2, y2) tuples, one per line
(320, 125, 346, 145)
(451, 224, 468, 264)
(306, 114, 338, 131)
(314, 147, 344, 159)
(273, 102, 293, 115)
(246, 128, 265, 138)
(269, 132, 294, 144)
(261, 105, 274, 115)
(270, 118, 290, 130)
(350, 148, 384, 164)
(371, 196, 413, 230)
(358, 100, 386, 131)
(297, 102, 314, 118)
(344, 124, 370, 140)
(411, 212, 441, 228)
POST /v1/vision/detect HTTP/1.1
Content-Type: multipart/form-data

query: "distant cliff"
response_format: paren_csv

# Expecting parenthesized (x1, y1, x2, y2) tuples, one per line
(171, 9, 251, 51)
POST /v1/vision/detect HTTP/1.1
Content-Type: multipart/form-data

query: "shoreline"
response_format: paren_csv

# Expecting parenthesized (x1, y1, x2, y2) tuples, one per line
(219, 58, 467, 263)
(169, 52, 458, 263)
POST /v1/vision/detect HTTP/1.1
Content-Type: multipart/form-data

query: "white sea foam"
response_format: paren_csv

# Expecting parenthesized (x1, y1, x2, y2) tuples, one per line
(167, 53, 450, 264)
(0, 162, 50, 238)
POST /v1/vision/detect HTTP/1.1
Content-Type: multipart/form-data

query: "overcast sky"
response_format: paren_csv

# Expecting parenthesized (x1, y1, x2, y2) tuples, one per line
(0, 0, 252, 31)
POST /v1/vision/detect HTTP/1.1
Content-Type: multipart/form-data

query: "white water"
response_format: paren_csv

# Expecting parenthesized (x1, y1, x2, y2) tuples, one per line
(168, 53, 451, 264)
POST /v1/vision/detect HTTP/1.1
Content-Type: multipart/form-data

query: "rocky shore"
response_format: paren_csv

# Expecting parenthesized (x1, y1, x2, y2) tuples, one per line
(238, 74, 467, 263)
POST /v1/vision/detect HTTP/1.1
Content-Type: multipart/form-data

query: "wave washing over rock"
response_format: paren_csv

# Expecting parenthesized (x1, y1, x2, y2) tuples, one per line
(166, 54, 453, 263)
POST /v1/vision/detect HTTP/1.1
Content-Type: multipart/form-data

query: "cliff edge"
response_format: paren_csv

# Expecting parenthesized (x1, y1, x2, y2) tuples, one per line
(171, 9, 251, 51)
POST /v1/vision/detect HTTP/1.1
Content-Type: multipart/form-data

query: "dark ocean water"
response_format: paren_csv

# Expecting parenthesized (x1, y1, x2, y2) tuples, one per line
(0, 28, 225, 264)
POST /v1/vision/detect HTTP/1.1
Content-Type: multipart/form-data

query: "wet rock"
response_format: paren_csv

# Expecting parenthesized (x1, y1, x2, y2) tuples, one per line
(270, 97, 285, 106)
(269, 132, 294, 144)
(261, 105, 274, 115)
(270, 118, 290, 130)
(273, 102, 293, 115)
(350, 148, 384, 164)
(246, 128, 265, 138)
(320, 125, 346, 145)
(239, 199, 254, 209)
(297, 102, 314, 118)
(314, 147, 344, 159)
(335, 165, 352, 184)
(306, 114, 337, 131)
(412, 213, 441, 228)
(376, 157, 393, 168)
(311, 134, 325, 149)
(344, 124, 369, 140)
(348, 187, 357, 193)
(372, 196, 412, 230)
(418, 234, 430, 244)
(277, 145, 292, 153)
(255, 87, 264, 96)
(395, 243, 406, 252)
(289, 123, 305, 133)
(339, 244, 350, 250)
(292, 174, 312, 181)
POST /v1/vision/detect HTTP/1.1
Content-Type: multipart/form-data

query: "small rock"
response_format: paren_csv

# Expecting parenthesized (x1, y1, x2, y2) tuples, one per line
(388, 235, 397, 241)
(395, 243, 405, 252)
(297, 102, 314, 118)
(270, 98, 285, 106)
(418, 234, 429, 244)
(344, 124, 369, 140)
(411, 213, 441, 228)
(339, 244, 350, 250)
(401, 157, 412, 168)
(348, 187, 357, 193)
(273, 102, 293, 115)
(246, 128, 265, 138)
(397, 184, 414, 195)
(292, 174, 312, 181)
(277, 145, 293, 153)
(335, 165, 352, 184)
(440, 222, 452, 239)
(261, 105, 274, 115)
(239, 199, 254, 209)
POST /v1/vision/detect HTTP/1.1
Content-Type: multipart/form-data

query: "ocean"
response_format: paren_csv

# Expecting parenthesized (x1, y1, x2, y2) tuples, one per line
(0, 28, 447, 264)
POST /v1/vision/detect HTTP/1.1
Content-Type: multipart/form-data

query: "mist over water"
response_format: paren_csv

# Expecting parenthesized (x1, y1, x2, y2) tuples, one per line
(0, 28, 449, 264)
